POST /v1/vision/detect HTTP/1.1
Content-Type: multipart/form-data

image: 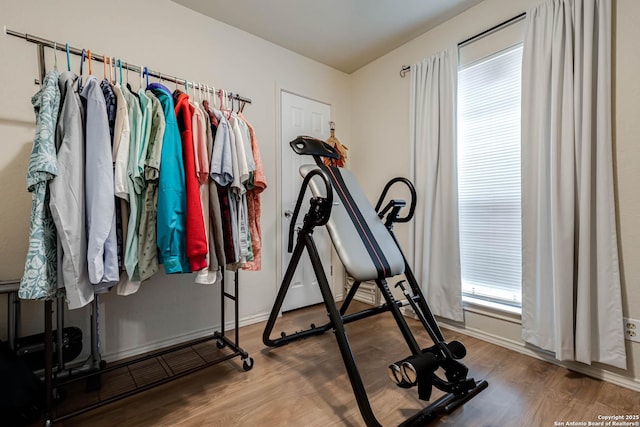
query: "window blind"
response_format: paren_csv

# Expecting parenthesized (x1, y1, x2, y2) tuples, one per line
(457, 45, 523, 306)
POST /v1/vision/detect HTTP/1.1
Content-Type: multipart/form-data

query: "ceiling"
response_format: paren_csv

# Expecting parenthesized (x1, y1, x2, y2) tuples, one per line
(172, 0, 485, 74)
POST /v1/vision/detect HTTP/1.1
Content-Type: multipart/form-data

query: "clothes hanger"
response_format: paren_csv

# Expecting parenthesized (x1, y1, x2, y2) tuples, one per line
(144, 67, 149, 89)
(78, 48, 86, 91)
(65, 43, 71, 72)
(53, 42, 59, 71)
(103, 55, 107, 81)
(87, 49, 92, 75)
(110, 57, 115, 84)
(224, 91, 232, 119)
(118, 59, 123, 86)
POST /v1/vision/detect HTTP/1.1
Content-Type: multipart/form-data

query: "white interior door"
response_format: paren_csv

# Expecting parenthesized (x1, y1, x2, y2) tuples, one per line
(281, 91, 332, 312)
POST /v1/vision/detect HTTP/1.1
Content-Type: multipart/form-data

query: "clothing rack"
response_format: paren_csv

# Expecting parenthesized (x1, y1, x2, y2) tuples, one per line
(3, 26, 252, 105)
(4, 27, 254, 425)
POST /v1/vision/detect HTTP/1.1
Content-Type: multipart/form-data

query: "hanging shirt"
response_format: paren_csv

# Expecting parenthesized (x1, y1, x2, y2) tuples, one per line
(19, 70, 60, 301)
(229, 114, 252, 263)
(49, 71, 94, 309)
(209, 110, 238, 264)
(135, 90, 152, 194)
(148, 83, 188, 274)
(111, 83, 130, 272)
(229, 115, 250, 186)
(100, 80, 116, 144)
(174, 90, 208, 272)
(112, 84, 131, 202)
(236, 117, 256, 189)
(138, 90, 165, 281)
(202, 101, 226, 274)
(239, 113, 267, 271)
(237, 117, 255, 262)
(102, 80, 124, 271)
(111, 84, 139, 295)
(81, 76, 119, 288)
(191, 101, 213, 284)
(209, 109, 233, 186)
(227, 118, 246, 264)
(122, 87, 143, 283)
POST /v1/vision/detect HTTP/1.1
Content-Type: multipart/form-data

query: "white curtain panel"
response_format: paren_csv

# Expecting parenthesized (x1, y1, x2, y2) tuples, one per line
(410, 47, 463, 322)
(521, 0, 626, 369)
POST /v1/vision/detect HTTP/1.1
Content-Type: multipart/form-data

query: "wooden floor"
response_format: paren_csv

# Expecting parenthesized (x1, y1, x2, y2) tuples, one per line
(53, 301, 639, 427)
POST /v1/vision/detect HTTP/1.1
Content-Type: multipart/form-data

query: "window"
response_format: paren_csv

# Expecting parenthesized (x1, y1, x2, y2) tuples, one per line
(457, 36, 523, 309)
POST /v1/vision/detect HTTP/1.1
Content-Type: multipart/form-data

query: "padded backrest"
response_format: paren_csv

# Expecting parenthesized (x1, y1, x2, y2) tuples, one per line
(300, 165, 405, 282)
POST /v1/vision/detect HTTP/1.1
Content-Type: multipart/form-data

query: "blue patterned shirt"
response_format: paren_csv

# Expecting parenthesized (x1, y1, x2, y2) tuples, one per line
(20, 71, 61, 300)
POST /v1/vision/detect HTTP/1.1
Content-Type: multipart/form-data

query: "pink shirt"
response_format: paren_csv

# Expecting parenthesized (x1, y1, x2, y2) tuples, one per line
(239, 113, 267, 271)
(191, 101, 213, 282)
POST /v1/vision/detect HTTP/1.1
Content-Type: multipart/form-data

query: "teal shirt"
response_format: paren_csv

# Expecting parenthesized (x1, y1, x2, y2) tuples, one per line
(149, 84, 189, 273)
(20, 70, 60, 300)
(134, 90, 152, 194)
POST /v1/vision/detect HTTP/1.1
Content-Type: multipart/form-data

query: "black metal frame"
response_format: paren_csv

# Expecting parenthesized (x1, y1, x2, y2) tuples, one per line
(263, 148, 487, 426)
(41, 271, 252, 425)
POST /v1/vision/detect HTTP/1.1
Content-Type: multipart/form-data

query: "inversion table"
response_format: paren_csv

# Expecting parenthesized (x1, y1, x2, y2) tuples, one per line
(263, 136, 488, 427)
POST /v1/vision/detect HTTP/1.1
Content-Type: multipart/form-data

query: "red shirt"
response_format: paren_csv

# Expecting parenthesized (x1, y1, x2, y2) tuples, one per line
(174, 91, 208, 271)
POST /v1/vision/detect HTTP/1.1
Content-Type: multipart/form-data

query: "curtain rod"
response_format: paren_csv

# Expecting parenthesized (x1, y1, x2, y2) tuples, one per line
(399, 11, 526, 78)
(3, 26, 252, 105)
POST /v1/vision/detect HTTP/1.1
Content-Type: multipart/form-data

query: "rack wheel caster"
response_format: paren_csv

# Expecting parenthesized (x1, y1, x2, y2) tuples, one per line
(216, 340, 225, 349)
(242, 357, 254, 371)
(99, 360, 107, 369)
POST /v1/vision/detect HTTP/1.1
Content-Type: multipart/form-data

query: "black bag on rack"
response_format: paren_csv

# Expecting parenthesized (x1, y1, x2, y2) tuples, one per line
(0, 340, 43, 427)
(16, 326, 83, 371)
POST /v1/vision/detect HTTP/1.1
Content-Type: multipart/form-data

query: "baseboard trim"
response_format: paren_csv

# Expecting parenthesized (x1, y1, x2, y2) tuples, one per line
(102, 312, 270, 362)
(438, 322, 640, 393)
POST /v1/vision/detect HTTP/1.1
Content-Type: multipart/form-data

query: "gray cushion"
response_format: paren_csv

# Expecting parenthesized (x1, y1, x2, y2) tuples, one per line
(300, 165, 405, 282)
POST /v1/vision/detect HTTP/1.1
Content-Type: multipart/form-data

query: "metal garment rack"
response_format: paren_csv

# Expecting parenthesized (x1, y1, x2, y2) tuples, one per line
(4, 27, 253, 425)
(4, 26, 252, 105)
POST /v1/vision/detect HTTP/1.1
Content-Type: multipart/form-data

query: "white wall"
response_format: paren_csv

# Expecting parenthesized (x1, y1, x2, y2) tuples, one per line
(349, 0, 640, 388)
(0, 0, 351, 359)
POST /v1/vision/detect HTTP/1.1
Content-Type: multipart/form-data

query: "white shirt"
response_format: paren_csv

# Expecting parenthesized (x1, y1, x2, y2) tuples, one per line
(49, 71, 94, 309)
(112, 84, 131, 200)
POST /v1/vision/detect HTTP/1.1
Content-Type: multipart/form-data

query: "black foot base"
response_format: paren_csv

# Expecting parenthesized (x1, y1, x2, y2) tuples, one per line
(399, 379, 489, 427)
